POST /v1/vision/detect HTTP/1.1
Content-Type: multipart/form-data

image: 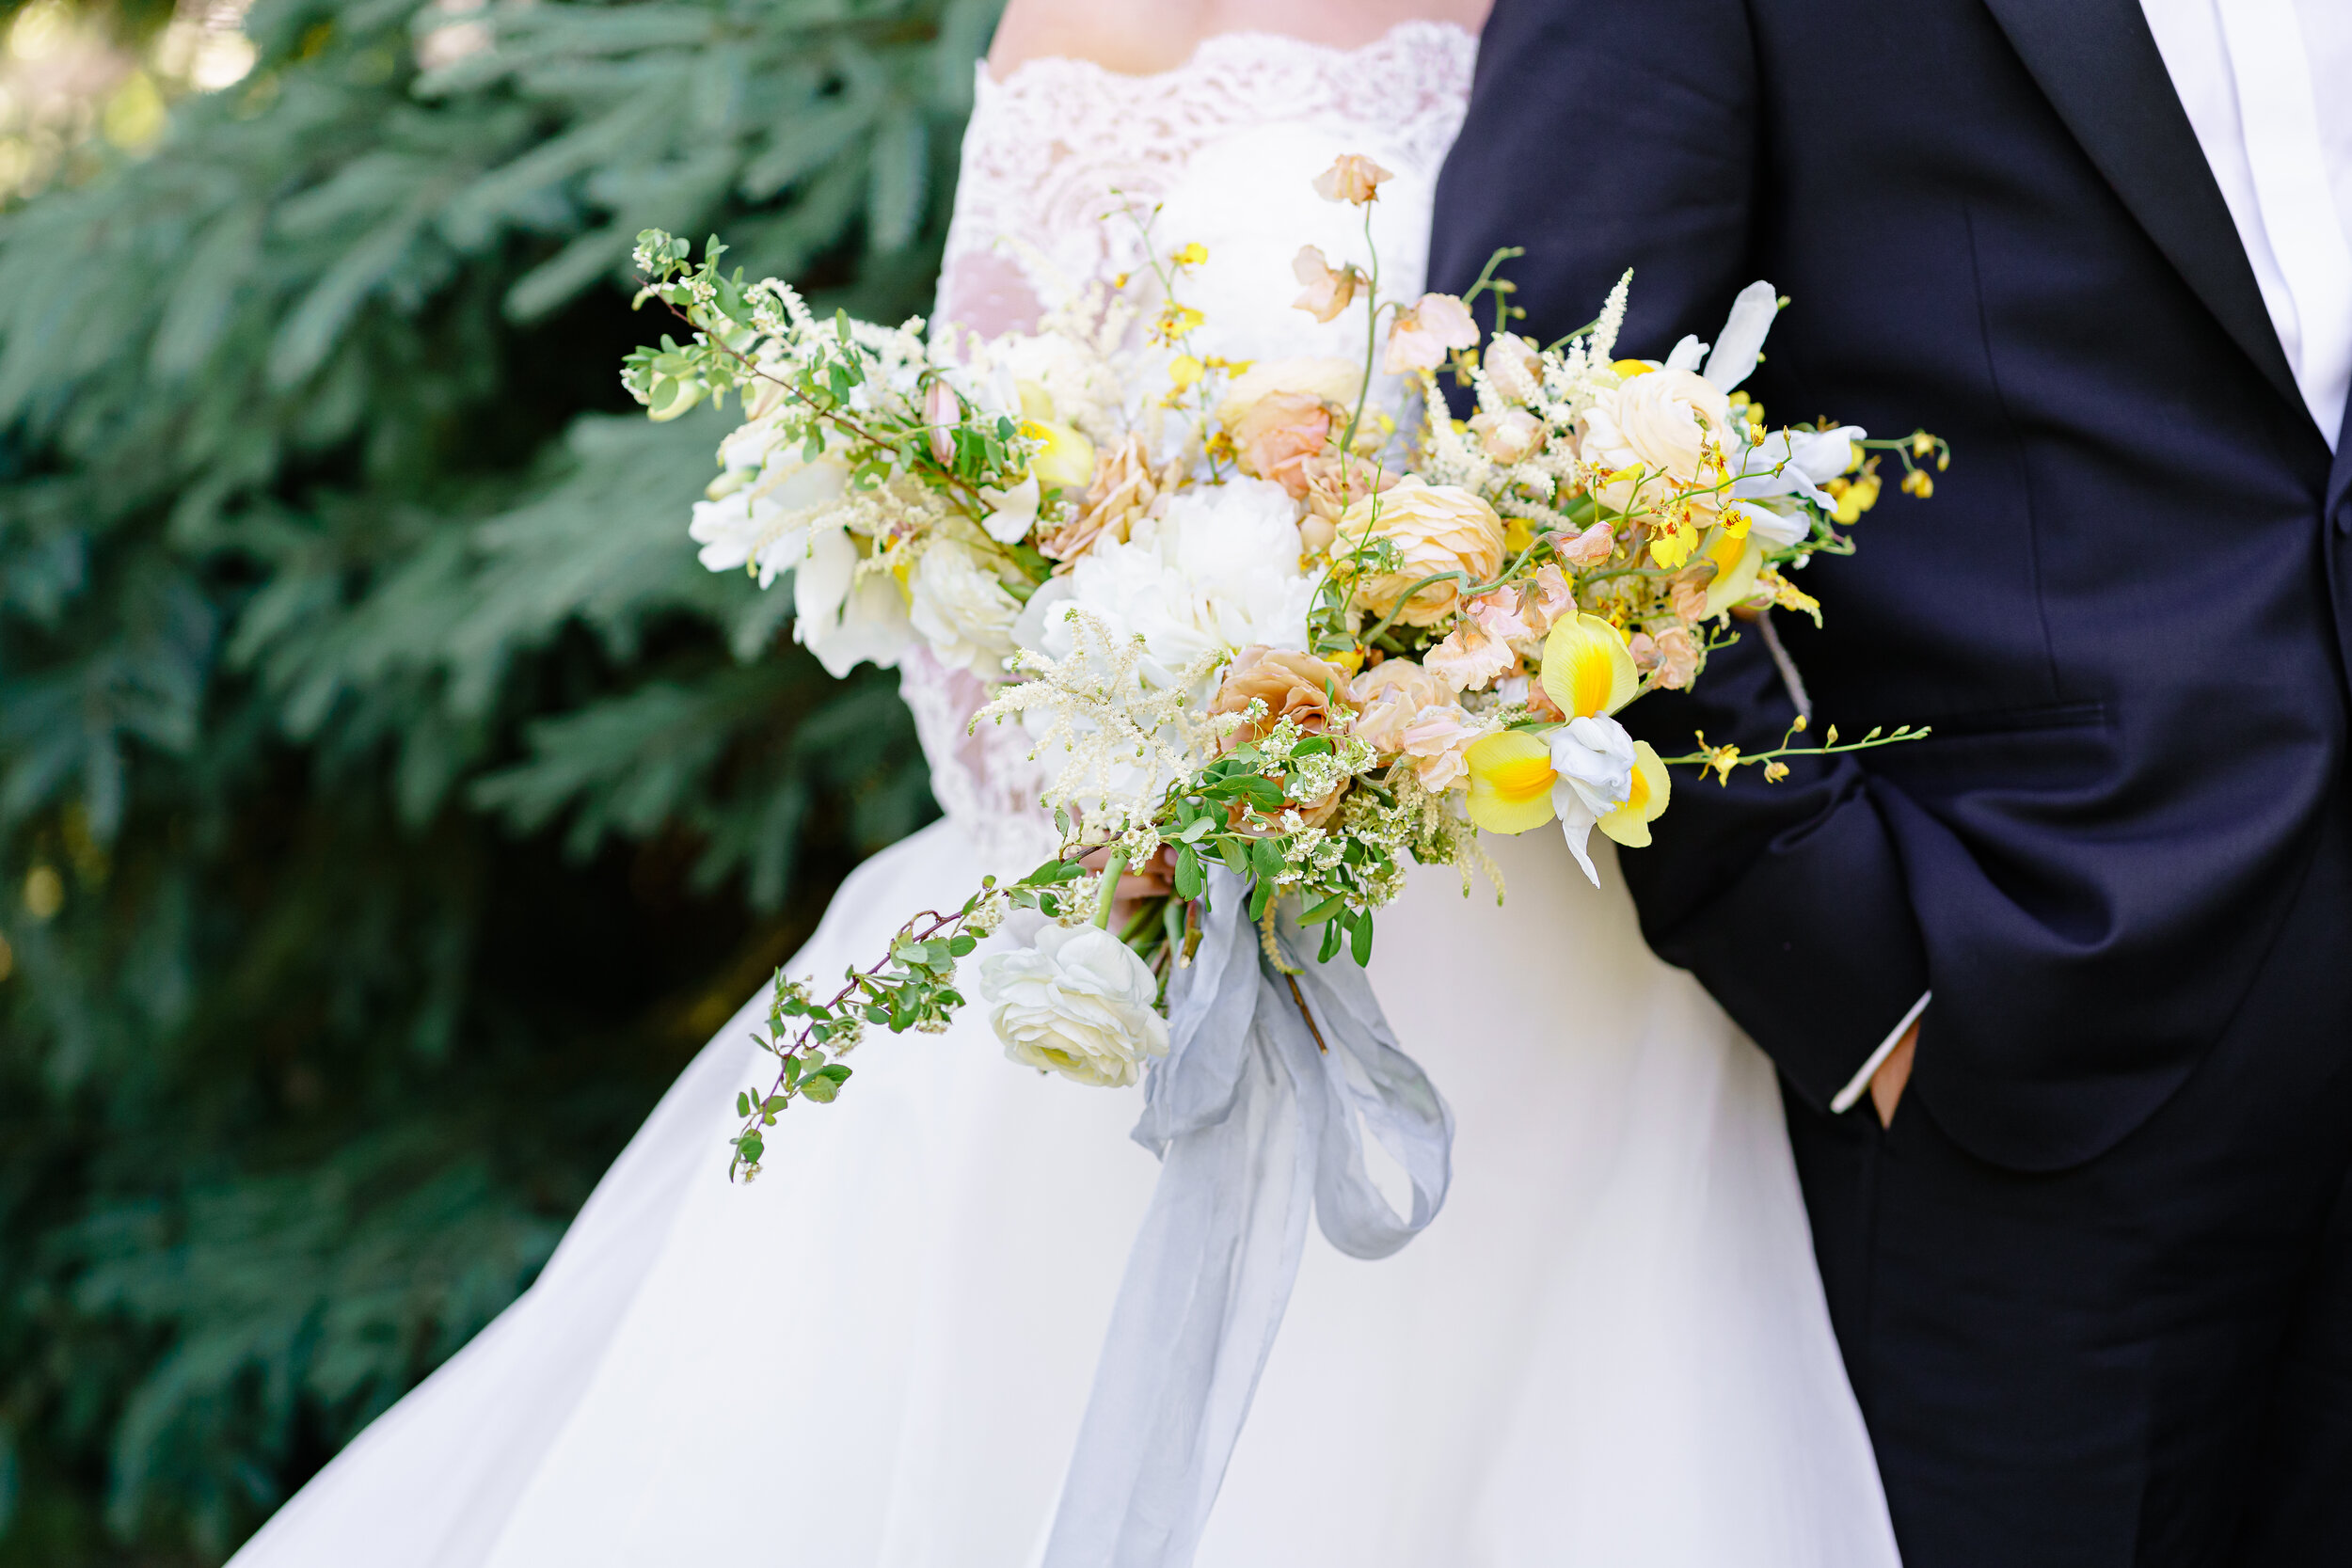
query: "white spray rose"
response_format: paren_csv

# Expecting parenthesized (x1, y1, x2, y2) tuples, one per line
(794, 522, 914, 678)
(689, 451, 849, 587)
(980, 923, 1170, 1087)
(909, 538, 1023, 678)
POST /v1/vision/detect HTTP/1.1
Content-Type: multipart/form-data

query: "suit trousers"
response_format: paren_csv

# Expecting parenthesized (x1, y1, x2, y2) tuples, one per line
(1785, 797, 2352, 1568)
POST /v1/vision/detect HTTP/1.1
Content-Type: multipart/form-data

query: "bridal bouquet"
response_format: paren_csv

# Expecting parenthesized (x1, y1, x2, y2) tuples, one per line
(624, 155, 1943, 1178)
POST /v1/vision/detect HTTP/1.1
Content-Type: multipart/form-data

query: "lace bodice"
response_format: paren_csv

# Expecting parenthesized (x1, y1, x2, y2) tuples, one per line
(904, 22, 1478, 871)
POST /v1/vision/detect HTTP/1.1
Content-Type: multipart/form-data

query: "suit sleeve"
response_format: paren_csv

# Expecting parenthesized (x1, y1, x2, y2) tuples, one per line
(1429, 0, 1933, 1110)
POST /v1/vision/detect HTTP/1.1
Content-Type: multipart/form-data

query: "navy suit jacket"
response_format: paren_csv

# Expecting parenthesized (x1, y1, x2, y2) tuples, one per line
(1431, 0, 2352, 1170)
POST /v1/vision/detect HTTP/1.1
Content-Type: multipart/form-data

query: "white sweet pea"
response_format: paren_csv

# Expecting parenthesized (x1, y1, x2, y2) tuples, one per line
(1549, 715, 1638, 884)
(978, 475, 1041, 545)
(1701, 280, 1782, 393)
(794, 523, 914, 677)
(908, 538, 1022, 678)
(1726, 498, 1812, 550)
(1733, 422, 1866, 511)
(980, 923, 1170, 1088)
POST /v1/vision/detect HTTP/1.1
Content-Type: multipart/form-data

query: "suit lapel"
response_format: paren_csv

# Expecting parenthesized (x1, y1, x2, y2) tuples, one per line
(1979, 0, 2309, 427)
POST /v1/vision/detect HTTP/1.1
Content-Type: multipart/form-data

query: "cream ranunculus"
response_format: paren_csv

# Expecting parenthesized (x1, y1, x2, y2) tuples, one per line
(908, 538, 1022, 677)
(1213, 356, 1364, 430)
(1340, 479, 1506, 628)
(1578, 366, 1735, 487)
(980, 923, 1170, 1087)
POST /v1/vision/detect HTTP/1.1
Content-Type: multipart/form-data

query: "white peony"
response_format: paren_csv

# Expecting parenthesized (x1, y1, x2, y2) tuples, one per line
(980, 923, 1170, 1087)
(1016, 478, 1315, 692)
(689, 451, 849, 587)
(908, 539, 1023, 678)
(793, 523, 914, 678)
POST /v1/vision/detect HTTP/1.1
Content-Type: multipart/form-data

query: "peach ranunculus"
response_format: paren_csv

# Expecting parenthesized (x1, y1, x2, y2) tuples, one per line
(1578, 366, 1735, 489)
(1470, 407, 1543, 464)
(1211, 646, 1352, 746)
(1339, 479, 1507, 628)
(1345, 657, 1447, 755)
(1312, 152, 1391, 205)
(1230, 390, 1332, 499)
(1383, 292, 1480, 375)
(1483, 332, 1544, 404)
(1211, 646, 1357, 827)
(1292, 245, 1361, 325)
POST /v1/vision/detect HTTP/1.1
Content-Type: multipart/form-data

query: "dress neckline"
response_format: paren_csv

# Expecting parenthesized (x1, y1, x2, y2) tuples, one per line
(981, 19, 1477, 95)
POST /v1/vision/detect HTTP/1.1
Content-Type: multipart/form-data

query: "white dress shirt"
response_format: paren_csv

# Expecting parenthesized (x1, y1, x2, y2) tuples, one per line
(1834, 1, 2352, 1114)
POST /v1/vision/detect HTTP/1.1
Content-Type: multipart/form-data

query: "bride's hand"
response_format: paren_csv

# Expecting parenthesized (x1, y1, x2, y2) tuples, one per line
(1870, 1019, 1919, 1128)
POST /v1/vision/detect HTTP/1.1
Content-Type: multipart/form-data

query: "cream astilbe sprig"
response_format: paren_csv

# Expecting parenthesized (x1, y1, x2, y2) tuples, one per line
(971, 609, 1220, 833)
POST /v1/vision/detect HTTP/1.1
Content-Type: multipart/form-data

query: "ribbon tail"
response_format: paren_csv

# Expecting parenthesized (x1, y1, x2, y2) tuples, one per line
(1037, 995, 1312, 1568)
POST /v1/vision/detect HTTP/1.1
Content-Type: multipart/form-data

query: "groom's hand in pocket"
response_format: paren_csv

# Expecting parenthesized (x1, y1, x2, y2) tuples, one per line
(1871, 1020, 1920, 1128)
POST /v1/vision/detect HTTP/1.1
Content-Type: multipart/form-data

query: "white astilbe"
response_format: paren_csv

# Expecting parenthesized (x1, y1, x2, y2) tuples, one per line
(970, 609, 1220, 832)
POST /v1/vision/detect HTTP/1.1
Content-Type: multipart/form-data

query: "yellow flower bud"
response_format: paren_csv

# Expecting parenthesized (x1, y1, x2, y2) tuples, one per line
(1171, 242, 1209, 267)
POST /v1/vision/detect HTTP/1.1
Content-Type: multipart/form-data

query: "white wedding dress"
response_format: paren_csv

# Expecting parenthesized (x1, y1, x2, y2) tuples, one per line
(229, 24, 1900, 1568)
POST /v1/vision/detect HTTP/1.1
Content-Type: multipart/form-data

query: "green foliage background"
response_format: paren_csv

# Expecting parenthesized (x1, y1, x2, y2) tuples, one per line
(0, 0, 993, 1558)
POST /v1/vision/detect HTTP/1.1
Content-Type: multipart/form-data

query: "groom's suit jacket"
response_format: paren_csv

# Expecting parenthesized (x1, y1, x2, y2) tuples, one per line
(1433, 0, 2352, 1170)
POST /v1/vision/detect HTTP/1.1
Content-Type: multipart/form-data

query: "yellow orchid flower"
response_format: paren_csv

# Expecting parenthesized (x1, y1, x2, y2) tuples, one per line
(1700, 528, 1765, 617)
(1540, 612, 1639, 720)
(1465, 731, 1558, 834)
(1597, 741, 1672, 847)
(1014, 379, 1098, 492)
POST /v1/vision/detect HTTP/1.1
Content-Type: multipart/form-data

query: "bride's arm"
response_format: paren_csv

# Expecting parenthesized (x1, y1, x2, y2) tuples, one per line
(986, 0, 1489, 79)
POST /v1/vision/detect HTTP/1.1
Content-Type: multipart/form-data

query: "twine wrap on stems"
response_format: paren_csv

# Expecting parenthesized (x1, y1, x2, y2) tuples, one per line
(1039, 867, 1454, 1568)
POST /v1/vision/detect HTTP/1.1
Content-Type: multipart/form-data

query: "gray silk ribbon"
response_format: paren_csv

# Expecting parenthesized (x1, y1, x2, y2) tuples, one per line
(1038, 869, 1454, 1568)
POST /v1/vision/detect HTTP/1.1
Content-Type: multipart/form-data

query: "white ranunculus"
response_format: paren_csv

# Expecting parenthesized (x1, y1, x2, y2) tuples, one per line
(689, 451, 849, 587)
(1018, 478, 1314, 691)
(979, 923, 1170, 1087)
(909, 538, 1022, 677)
(794, 523, 914, 678)
(1549, 714, 1637, 883)
(1578, 368, 1734, 485)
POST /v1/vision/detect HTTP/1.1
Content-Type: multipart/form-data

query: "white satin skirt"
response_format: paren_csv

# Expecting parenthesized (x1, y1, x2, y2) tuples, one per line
(228, 818, 1899, 1568)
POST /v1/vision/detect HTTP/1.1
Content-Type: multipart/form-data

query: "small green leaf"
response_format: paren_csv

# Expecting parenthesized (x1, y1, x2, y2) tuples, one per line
(735, 1091, 751, 1117)
(1350, 911, 1374, 967)
(1173, 844, 1204, 900)
(948, 934, 977, 958)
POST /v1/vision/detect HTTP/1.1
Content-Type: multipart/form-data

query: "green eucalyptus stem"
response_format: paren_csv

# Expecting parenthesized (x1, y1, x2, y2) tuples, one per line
(1093, 848, 1131, 929)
